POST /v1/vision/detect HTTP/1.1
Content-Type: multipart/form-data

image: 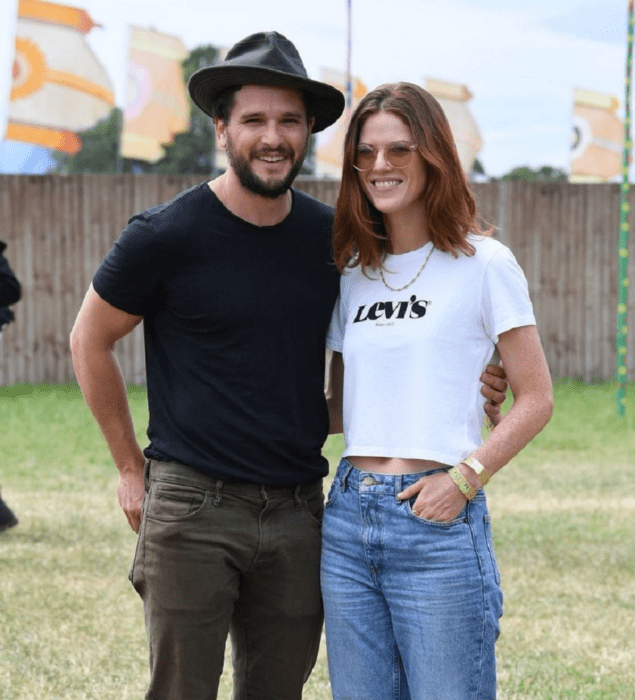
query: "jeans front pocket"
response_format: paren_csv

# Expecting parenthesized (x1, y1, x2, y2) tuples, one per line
(405, 497, 468, 526)
(146, 480, 210, 522)
(302, 486, 325, 527)
(128, 458, 151, 588)
(324, 477, 342, 508)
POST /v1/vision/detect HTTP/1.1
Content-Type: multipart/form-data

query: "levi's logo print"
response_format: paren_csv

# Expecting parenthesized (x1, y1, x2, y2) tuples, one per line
(353, 294, 430, 325)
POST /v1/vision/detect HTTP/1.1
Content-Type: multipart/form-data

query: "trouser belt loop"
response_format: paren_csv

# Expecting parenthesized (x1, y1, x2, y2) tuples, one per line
(260, 485, 268, 502)
(341, 462, 354, 492)
(143, 458, 151, 491)
(293, 485, 302, 509)
(213, 480, 223, 507)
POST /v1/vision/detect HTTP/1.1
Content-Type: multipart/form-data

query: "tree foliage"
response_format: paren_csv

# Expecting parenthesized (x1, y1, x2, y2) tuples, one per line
(471, 158, 486, 177)
(49, 107, 121, 173)
(498, 165, 568, 182)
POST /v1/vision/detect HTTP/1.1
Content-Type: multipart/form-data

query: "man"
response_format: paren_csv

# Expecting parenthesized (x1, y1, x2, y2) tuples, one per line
(0, 239, 21, 533)
(71, 31, 506, 700)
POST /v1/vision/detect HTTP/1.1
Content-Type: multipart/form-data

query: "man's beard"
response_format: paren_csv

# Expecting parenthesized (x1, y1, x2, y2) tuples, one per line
(225, 135, 309, 199)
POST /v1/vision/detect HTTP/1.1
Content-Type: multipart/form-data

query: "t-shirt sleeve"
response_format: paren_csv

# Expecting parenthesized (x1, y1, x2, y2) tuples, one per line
(481, 245, 536, 343)
(326, 289, 345, 352)
(92, 216, 166, 316)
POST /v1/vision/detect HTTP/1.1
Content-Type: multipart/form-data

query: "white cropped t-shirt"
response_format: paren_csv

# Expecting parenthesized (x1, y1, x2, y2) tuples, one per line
(326, 235, 536, 465)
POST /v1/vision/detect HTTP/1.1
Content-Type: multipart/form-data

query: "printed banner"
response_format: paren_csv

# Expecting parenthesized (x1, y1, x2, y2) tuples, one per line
(315, 68, 366, 178)
(121, 26, 189, 162)
(570, 88, 622, 183)
(425, 78, 482, 174)
(5, 0, 115, 153)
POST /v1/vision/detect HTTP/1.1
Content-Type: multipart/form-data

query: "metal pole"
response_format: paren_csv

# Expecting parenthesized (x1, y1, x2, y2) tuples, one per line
(616, 0, 634, 416)
(346, 0, 352, 110)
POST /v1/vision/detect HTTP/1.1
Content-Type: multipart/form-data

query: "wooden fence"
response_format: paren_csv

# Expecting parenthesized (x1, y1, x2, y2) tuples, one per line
(0, 174, 632, 384)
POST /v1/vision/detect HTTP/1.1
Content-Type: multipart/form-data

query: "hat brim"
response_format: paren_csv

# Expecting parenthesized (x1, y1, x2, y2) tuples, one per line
(188, 66, 345, 133)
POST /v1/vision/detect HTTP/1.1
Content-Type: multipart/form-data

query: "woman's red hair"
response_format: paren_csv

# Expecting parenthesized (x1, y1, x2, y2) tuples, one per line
(332, 82, 491, 273)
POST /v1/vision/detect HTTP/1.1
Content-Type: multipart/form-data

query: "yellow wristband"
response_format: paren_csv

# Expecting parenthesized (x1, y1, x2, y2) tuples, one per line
(448, 466, 478, 501)
(462, 456, 491, 487)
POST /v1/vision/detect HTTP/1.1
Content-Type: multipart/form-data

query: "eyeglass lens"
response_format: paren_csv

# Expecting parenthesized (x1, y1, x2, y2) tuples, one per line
(355, 142, 416, 170)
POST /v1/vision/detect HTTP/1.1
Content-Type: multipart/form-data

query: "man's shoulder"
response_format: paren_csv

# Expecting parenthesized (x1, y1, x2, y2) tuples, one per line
(119, 182, 219, 250)
(106, 182, 218, 259)
(132, 182, 210, 228)
(291, 187, 335, 221)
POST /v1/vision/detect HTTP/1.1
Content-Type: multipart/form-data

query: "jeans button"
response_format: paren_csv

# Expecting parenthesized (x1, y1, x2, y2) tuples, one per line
(362, 476, 375, 486)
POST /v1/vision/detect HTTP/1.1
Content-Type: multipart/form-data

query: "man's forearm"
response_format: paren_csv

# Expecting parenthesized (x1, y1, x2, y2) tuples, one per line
(72, 343, 144, 472)
(326, 395, 343, 435)
(325, 350, 343, 435)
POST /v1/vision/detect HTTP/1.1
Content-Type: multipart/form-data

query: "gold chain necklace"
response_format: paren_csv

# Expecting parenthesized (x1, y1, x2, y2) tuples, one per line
(379, 245, 435, 292)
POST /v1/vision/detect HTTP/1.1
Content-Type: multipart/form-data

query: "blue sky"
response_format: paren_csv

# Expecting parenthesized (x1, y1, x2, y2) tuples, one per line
(0, 0, 629, 175)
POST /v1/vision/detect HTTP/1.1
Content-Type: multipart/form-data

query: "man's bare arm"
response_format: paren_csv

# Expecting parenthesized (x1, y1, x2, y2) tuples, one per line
(325, 350, 343, 435)
(70, 284, 145, 532)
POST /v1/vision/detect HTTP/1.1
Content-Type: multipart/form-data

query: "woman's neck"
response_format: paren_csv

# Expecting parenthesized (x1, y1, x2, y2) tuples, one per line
(384, 209, 430, 254)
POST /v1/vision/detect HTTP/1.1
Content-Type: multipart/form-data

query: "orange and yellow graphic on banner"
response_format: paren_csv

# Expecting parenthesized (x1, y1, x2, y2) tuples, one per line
(316, 68, 366, 178)
(570, 88, 623, 183)
(425, 79, 482, 174)
(121, 26, 189, 163)
(5, 0, 114, 154)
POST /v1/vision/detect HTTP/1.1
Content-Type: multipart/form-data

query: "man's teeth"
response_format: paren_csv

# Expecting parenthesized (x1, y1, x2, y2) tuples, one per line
(260, 155, 285, 162)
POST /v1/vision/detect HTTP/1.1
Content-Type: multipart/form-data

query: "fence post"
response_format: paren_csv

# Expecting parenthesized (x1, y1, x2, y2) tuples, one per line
(616, 1, 634, 416)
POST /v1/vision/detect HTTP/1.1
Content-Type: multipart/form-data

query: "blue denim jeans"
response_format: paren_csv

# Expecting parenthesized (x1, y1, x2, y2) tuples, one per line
(321, 459, 503, 700)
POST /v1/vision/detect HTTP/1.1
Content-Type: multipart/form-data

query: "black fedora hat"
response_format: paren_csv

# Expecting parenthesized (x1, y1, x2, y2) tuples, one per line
(188, 31, 345, 133)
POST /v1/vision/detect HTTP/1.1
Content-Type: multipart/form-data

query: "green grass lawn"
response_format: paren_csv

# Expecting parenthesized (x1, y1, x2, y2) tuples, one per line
(0, 381, 634, 699)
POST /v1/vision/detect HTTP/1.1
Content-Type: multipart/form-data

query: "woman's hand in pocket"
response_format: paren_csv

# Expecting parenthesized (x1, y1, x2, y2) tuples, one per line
(397, 471, 466, 522)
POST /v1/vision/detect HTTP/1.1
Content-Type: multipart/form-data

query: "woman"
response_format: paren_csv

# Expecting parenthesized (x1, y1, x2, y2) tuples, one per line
(322, 83, 553, 700)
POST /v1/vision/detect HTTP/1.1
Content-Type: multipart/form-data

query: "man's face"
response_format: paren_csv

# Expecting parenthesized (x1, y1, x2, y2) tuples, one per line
(216, 85, 313, 199)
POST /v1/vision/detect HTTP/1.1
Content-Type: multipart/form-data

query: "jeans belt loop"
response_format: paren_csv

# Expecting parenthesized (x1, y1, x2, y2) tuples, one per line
(293, 485, 302, 509)
(143, 458, 151, 491)
(213, 480, 223, 507)
(341, 462, 353, 492)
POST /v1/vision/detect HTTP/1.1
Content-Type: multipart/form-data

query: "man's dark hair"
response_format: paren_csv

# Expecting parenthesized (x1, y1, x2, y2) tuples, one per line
(211, 85, 315, 125)
(211, 86, 241, 123)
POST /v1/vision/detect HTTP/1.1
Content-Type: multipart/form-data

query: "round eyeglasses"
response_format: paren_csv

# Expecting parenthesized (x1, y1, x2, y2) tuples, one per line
(353, 142, 419, 171)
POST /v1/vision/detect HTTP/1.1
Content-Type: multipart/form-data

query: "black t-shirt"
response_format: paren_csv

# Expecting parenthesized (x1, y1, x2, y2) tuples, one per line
(93, 183, 339, 484)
